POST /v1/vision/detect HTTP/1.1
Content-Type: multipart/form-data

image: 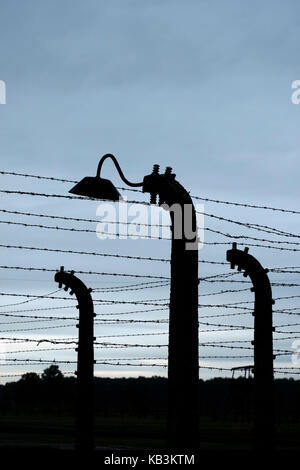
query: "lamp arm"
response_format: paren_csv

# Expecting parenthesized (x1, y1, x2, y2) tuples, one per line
(96, 154, 143, 187)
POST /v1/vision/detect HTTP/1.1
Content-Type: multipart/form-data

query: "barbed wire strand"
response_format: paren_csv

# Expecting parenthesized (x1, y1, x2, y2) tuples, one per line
(1, 170, 299, 214)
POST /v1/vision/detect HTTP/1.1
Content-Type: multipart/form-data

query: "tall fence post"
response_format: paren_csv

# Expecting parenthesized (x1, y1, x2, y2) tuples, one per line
(226, 243, 274, 451)
(55, 266, 95, 453)
(143, 165, 199, 450)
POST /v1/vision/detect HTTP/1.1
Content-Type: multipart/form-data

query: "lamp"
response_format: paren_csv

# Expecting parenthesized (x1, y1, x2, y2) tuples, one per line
(69, 153, 143, 201)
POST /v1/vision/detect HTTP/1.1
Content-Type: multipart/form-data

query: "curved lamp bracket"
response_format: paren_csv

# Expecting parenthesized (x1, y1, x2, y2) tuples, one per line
(96, 154, 143, 187)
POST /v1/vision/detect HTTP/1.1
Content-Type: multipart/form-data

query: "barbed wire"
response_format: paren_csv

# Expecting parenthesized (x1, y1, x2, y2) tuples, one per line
(0, 306, 77, 317)
(204, 226, 300, 246)
(0, 364, 300, 378)
(0, 358, 77, 367)
(203, 241, 300, 252)
(0, 189, 96, 200)
(0, 244, 229, 267)
(0, 318, 77, 325)
(201, 279, 300, 286)
(2, 207, 299, 244)
(0, 323, 76, 333)
(271, 270, 300, 275)
(0, 338, 243, 348)
(0, 262, 298, 284)
(0, 264, 169, 280)
(0, 309, 265, 321)
(198, 287, 251, 297)
(93, 282, 170, 293)
(0, 218, 173, 240)
(90, 280, 169, 290)
(0, 292, 76, 302)
(197, 304, 252, 310)
(0, 373, 35, 378)
(198, 321, 253, 330)
(0, 372, 74, 379)
(199, 272, 239, 281)
(0, 208, 169, 228)
(0, 170, 78, 183)
(0, 170, 142, 195)
(275, 330, 300, 335)
(95, 299, 170, 307)
(0, 337, 77, 345)
(194, 196, 300, 215)
(0, 289, 62, 308)
(2, 217, 300, 250)
(198, 312, 249, 319)
(0, 243, 171, 262)
(1, 170, 299, 215)
(274, 369, 300, 375)
(0, 270, 249, 294)
(93, 283, 251, 297)
(270, 266, 300, 270)
(96, 332, 168, 339)
(273, 295, 300, 301)
(272, 283, 300, 287)
(95, 342, 168, 348)
(0, 292, 297, 317)
(0, 361, 245, 371)
(274, 322, 300, 328)
(274, 308, 300, 313)
(133, 291, 252, 304)
(274, 311, 300, 316)
(0, 352, 266, 360)
(199, 210, 300, 238)
(1, 187, 299, 243)
(0, 306, 168, 319)
(92, 299, 254, 309)
(0, 338, 293, 355)
(0, 347, 75, 354)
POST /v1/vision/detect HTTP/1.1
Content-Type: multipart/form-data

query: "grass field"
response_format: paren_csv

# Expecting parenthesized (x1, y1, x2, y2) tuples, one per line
(0, 412, 299, 451)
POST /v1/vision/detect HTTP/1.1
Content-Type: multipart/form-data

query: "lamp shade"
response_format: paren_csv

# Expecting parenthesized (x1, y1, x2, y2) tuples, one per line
(69, 176, 122, 201)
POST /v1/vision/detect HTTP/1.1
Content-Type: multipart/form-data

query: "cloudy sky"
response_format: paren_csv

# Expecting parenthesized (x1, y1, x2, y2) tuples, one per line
(0, 0, 299, 382)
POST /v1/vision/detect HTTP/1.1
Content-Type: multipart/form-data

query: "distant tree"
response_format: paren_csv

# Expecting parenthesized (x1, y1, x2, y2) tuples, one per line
(40, 365, 64, 413)
(20, 372, 41, 384)
(16, 372, 42, 412)
(41, 365, 63, 382)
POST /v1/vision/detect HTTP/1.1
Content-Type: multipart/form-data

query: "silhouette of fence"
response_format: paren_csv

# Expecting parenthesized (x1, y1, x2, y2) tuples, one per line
(0, 170, 299, 451)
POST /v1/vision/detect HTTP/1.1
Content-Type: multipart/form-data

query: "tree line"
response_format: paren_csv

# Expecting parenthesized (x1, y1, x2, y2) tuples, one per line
(0, 365, 299, 423)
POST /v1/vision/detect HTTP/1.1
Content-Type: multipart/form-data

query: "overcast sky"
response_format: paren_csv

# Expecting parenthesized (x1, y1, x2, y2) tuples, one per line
(0, 0, 299, 382)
